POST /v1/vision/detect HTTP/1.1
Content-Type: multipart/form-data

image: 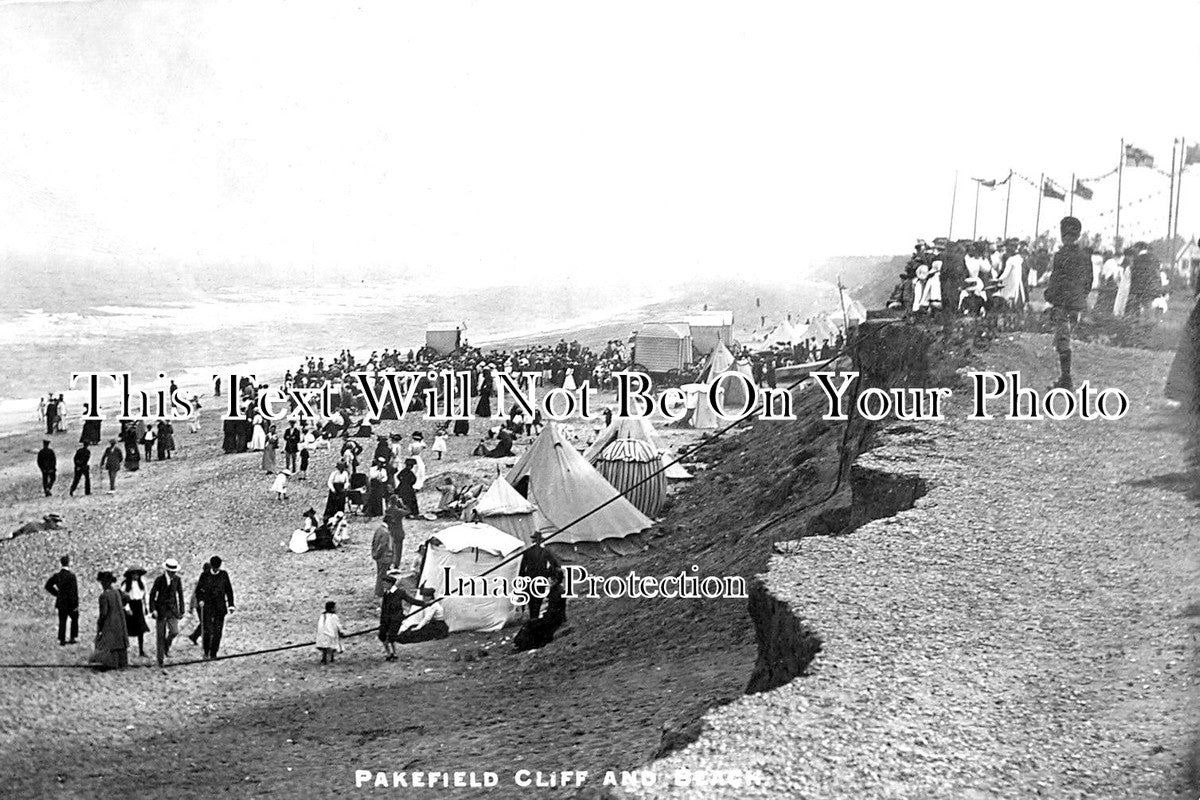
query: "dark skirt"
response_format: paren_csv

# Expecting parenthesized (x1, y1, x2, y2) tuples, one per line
(475, 394, 492, 418)
(379, 593, 405, 642)
(1166, 294, 1200, 411)
(453, 418, 470, 436)
(125, 603, 150, 637)
(396, 487, 418, 517)
(365, 481, 386, 517)
(395, 619, 449, 644)
(324, 487, 346, 519)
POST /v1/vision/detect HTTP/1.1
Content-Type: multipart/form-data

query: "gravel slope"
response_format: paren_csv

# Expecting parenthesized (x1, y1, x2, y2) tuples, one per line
(627, 334, 1200, 799)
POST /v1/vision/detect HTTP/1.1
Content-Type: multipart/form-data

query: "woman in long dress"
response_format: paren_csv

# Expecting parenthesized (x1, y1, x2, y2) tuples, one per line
(408, 432, 427, 490)
(262, 426, 278, 473)
(324, 461, 350, 519)
(474, 367, 493, 418)
(121, 568, 150, 658)
(89, 571, 129, 670)
(365, 458, 388, 518)
(395, 458, 420, 519)
(249, 414, 267, 451)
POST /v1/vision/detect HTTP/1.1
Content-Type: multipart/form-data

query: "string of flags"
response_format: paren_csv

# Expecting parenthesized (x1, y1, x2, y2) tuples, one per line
(1091, 188, 1169, 220)
(971, 171, 1012, 188)
(976, 142, 1193, 206)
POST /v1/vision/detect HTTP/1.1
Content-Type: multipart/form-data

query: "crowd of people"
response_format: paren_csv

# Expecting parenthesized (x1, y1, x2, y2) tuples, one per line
(33, 314, 857, 667)
(45, 554, 236, 670)
(888, 233, 1173, 324)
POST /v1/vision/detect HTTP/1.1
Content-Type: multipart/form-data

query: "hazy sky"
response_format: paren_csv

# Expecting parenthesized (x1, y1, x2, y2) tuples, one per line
(1, 0, 1198, 283)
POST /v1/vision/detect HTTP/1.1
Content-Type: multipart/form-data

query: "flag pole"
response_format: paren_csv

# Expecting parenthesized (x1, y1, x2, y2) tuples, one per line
(1034, 172, 1044, 241)
(1115, 138, 1124, 245)
(948, 170, 958, 239)
(1002, 170, 1013, 239)
(1069, 172, 1075, 216)
(1167, 139, 1178, 261)
(972, 180, 981, 239)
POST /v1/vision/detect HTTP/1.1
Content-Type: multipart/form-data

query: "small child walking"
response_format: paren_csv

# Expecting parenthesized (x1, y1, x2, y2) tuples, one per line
(431, 431, 448, 461)
(316, 601, 346, 664)
(271, 469, 291, 501)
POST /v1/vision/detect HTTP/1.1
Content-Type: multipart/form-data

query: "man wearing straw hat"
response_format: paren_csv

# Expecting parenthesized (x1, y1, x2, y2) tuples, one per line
(149, 558, 185, 667)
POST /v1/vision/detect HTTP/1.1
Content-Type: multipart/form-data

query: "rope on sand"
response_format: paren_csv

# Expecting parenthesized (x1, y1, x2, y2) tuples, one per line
(1, 323, 899, 671)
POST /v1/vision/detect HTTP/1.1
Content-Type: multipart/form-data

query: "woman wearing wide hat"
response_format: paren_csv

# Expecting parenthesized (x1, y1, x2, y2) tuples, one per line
(88, 571, 129, 670)
(121, 567, 150, 658)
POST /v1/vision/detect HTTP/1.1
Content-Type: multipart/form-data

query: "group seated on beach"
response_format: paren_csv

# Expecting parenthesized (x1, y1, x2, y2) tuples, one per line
(288, 509, 351, 554)
(432, 477, 485, 518)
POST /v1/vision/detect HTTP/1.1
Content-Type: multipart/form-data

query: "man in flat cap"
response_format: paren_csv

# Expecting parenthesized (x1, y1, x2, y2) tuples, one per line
(1043, 216, 1093, 390)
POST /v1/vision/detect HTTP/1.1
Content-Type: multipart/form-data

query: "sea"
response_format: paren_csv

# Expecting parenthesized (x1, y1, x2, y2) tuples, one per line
(0, 263, 686, 436)
(0, 262, 848, 436)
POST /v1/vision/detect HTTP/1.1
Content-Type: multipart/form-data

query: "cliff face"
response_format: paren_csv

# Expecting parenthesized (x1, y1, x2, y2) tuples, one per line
(615, 331, 1198, 800)
(742, 321, 935, 697)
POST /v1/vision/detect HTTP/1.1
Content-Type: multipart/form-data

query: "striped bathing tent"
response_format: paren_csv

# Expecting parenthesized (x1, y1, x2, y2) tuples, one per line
(593, 438, 665, 518)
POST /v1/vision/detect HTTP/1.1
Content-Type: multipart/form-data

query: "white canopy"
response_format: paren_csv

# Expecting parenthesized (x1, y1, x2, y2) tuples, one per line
(427, 522, 524, 557)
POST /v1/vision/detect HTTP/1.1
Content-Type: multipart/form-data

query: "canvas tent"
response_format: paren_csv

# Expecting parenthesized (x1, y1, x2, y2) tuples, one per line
(416, 522, 524, 633)
(687, 312, 735, 356)
(425, 322, 464, 356)
(594, 439, 665, 517)
(756, 319, 798, 350)
(804, 316, 838, 345)
(630, 322, 693, 373)
(690, 341, 757, 429)
(471, 476, 536, 544)
(507, 423, 653, 544)
(583, 416, 692, 480)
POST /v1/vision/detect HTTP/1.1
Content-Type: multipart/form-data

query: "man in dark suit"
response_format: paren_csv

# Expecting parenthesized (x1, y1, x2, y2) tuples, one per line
(1044, 216, 1094, 390)
(149, 558, 185, 666)
(100, 439, 123, 494)
(283, 421, 301, 473)
(36, 440, 56, 497)
(44, 555, 78, 645)
(519, 532, 564, 622)
(69, 443, 91, 496)
(197, 556, 235, 660)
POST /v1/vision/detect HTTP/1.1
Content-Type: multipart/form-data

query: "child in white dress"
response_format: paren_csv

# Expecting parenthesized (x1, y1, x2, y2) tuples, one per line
(271, 469, 290, 501)
(431, 431, 448, 461)
(315, 601, 346, 664)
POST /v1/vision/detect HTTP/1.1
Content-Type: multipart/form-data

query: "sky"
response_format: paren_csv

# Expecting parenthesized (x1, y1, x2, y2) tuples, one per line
(1, 0, 1198, 285)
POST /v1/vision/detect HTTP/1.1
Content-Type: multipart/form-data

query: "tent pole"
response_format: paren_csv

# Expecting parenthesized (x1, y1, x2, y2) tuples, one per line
(1034, 172, 1044, 241)
(948, 170, 958, 239)
(1002, 170, 1012, 239)
(972, 181, 981, 239)
(1173, 137, 1186, 274)
(1115, 138, 1124, 245)
(1168, 139, 1178, 262)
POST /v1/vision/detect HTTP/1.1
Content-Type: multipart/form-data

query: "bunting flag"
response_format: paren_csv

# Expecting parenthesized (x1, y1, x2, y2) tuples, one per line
(974, 177, 997, 188)
(1042, 180, 1065, 200)
(1073, 179, 1093, 200)
(1186, 142, 1200, 166)
(1124, 144, 1154, 168)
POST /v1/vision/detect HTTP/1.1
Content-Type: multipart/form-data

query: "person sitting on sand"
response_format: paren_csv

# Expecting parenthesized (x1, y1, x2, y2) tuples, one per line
(473, 427, 513, 458)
